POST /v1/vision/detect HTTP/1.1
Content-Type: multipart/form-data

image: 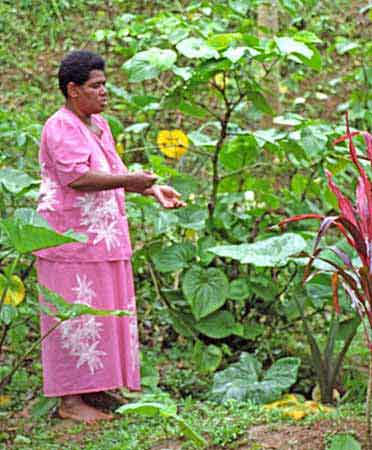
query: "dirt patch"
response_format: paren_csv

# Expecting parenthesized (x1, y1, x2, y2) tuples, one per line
(243, 419, 367, 450)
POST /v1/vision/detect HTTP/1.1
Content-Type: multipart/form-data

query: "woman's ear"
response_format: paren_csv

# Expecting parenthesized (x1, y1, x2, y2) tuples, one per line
(67, 81, 79, 99)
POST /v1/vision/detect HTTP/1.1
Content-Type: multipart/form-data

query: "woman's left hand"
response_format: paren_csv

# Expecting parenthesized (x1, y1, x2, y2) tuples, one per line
(144, 185, 186, 209)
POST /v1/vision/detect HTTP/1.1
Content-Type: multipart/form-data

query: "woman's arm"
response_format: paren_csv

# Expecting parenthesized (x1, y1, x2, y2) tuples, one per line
(68, 170, 157, 193)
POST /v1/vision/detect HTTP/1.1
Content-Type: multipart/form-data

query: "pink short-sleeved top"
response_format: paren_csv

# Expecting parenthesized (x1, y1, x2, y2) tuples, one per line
(34, 106, 132, 262)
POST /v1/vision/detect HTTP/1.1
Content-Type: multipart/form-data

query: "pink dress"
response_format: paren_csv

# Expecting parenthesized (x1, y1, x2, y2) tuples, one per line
(36, 106, 140, 396)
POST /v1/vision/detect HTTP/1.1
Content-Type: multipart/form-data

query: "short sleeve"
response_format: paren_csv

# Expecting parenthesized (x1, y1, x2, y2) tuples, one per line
(45, 118, 91, 187)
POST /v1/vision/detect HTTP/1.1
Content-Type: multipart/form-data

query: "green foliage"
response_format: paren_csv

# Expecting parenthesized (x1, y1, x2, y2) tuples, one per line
(117, 398, 207, 448)
(327, 433, 361, 450)
(212, 353, 301, 403)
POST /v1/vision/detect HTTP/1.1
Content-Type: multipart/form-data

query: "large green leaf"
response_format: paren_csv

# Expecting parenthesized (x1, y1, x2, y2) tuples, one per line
(195, 310, 243, 338)
(212, 353, 300, 404)
(123, 48, 177, 82)
(209, 233, 306, 267)
(0, 168, 38, 195)
(328, 434, 361, 450)
(275, 37, 313, 59)
(38, 285, 130, 321)
(263, 357, 301, 391)
(193, 341, 222, 373)
(229, 278, 251, 301)
(117, 401, 207, 448)
(228, 0, 251, 15)
(0, 209, 87, 253)
(176, 38, 219, 59)
(152, 242, 195, 273)
(182, 266, 229, 320)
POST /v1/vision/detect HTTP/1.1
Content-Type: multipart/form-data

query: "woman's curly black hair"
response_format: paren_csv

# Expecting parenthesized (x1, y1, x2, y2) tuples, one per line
(58, 50, 105, 98)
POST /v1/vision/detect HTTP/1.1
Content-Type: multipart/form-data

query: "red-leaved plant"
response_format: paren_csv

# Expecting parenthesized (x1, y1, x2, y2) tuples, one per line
(280, 115, 372, 446)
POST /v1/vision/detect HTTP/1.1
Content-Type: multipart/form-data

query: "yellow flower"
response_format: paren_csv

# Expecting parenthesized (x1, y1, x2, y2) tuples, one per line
(0, 275, 26, 306)
(157, 130, 189, 159)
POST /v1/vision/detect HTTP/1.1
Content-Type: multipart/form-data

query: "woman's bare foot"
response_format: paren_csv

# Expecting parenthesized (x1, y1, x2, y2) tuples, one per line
(59, 395, 113, 423)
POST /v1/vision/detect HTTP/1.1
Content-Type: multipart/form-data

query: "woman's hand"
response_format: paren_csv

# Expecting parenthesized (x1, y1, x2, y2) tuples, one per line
(144, 185, 186, 209)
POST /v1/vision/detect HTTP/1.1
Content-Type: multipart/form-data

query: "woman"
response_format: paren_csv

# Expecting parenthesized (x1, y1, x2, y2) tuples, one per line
(35, 50, 185, 422)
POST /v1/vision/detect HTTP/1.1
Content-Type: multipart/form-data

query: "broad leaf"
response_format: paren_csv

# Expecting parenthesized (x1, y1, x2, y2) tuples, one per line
(182, 266, 229, 320)
(275, 37, 313, 59)
(228, 0, 251, 15)
(0, 168, 38, 195)
(152, 242, 195, 273)
(209, 233, 307, 267)
(212, 353, 300, 404)
(195, 310, 243, 338)
(328, 434, 361, 450)
(229, 278, 251, 300)
(176, 38, 219, 59)
(0, 209, 87, 253)
(123, 48, 177, 82)
(38, 285, 130, 321)
(193, 341, 222, 372)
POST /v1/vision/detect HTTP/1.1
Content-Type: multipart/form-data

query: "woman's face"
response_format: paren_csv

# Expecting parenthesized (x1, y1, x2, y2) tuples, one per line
(68, 69, 107, 114)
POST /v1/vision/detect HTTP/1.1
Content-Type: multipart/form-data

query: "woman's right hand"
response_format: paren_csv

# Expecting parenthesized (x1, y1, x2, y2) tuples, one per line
(124, 171, 158, 193)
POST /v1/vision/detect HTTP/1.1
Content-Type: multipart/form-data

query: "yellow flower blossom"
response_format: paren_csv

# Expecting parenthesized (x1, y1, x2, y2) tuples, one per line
(157, 130, 189, 159)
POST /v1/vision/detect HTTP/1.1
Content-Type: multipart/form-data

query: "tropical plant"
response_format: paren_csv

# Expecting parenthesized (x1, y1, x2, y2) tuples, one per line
(278, 118, 372, 444)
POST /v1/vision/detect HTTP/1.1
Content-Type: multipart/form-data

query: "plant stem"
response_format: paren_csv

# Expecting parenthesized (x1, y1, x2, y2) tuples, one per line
(367, 351, 372, 450)
(0, 320, 60, 391)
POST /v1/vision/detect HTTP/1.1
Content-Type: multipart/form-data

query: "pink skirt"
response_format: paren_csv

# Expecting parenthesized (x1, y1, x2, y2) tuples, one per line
(36, 258, 141, 397)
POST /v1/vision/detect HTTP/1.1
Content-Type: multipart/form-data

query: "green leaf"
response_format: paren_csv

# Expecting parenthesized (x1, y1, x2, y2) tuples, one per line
(117, 402, 177, 417)
(152, 242, 195, 273)
(207, 33, 243, 51)
(228, 0, 251, 15)
(263, 357, 301, 391)
(209, 233, 307, 267)
(0, 168, 38, 195)
(182, 266, 229, 320)
(247, 91, 273, 114)
(30, 396, 59, 418)
(328, 434, 361, 450)
(220, 134, 259, 170)
(168, 309, 196, 337)
(335, 37, 360, 55)
(197, 236, 217, 265)
(0, 304, 18, 325)
(193, 341, 222, 372)
(275, 37, 314, 59)
(104, 115, 124, 139)
(123, 48, 177, 82)
(223, 46, 247, 63)
(174, 416, 207, 448)
(188, 131, 218, 147)
(117, 401, 207, 448)
(178, 101, 208, 118)
(38, 285, 130, 322)
(0, 209, 87, 254)
(212, 353, 300, 404)
(195, 310, 243, 338)
(176, 38, 219, 59)
(229, 278, 250, 301)
(300, 125, 328, 158)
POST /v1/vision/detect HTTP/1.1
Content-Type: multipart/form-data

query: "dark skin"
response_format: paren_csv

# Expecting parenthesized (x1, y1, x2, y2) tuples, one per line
(58, 69, 186, 423)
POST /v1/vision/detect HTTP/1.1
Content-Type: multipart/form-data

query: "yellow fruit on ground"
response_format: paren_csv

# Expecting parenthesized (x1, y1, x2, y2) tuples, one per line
(157, 130, 189, 159)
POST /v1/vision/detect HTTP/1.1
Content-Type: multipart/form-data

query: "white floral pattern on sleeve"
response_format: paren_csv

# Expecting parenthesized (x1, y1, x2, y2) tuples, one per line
(75, 191, 122, 251)
(38, 168, 59, 212)
(60, 274, 106, 374)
